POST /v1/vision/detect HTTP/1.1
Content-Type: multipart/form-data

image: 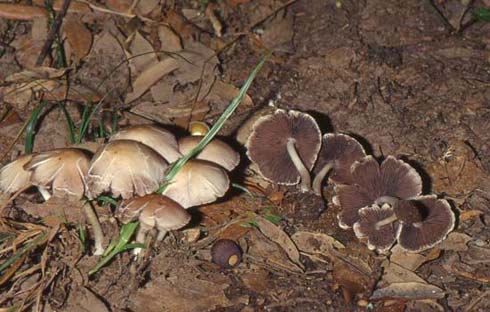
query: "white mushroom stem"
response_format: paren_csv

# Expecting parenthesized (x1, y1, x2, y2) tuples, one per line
(312, 162, 334, 196)
(38, 187, 52, 201)
(82, 202, 105, 256)
(374, 214, 398, 230)
(134, 223, 152, 256)
(286, 138, 311, 192)
(156, 230, 167, 241)
(375, 196, 399, 207)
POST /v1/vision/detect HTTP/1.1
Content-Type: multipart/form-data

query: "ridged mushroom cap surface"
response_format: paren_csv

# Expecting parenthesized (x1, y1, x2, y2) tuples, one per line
(163, 159, 229, 208)
(118, 194, 190, 231)
(24, 148, 91, 200)
(109, 124, 181, 162)
(335, 155, 422, 229)
(0, 154, 34, 194)
(246, 109, 321, 185)
(86, 140, 168, 199)
(313, 133, 366, 184)
(178, 136, 240, 171)
(353, 204, 398, 253)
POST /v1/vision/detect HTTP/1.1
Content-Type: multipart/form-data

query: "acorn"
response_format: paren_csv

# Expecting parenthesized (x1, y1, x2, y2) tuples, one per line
(211, 239, 242, 269)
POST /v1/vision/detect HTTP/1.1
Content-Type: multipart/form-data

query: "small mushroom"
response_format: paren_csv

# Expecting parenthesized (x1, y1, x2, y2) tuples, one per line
(0, 154, 34, 196)
(118, 194, 191, 254)
(312, 133, 366, 195)
(211, 239, 242, 269)
(178, 136, 240, 171)
(353, 203, 399, 253)
(109, 124, 182, 162)
(395, 196, 455, 253)
(86, 140, 168, 199)
(24, 148, 104, 255)
(246, 109, 321, 192)
(334, 155, 422, 229)
(162, 159, 229, 208)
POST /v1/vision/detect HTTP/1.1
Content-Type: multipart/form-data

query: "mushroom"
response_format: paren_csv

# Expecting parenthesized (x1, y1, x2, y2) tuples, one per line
(23, 148, 105, 255)
(109, 124, 182, 162)
(117, 194, 191, 254)
(312, 133, 366, 195)
(353, 203, 399, 253)
(0, 154, 34, 196)
(86, 140, 168, 199)
(162, 159, 229, 208)
(395, 196, 455, 252)
(246, 109, 321, 192)
(178, 136, 240, 171)
(211, 239, 242, 269)
(25, 148, 91, 201)
(188, 121, 210, 136)
(334, 155, 422, 229)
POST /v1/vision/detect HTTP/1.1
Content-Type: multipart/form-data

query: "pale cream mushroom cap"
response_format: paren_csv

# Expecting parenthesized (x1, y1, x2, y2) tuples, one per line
(163, 159, 230, 208)
(24, 148, 91, 200)
(136, 195, 191, 232)
(0, 154, 34, 194)
(178, 136, 240, 171)
(109, 124, 181, 162)
(86, 140, 168, 199)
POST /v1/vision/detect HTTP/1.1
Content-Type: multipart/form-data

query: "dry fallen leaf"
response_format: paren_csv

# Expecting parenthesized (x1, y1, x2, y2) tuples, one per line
(63, 15, 93, 64)
(126, 31, 159, 75)
(291, 231, 345, 256)
(254, 215, 304, 271)
(389, 245, 440, 271)
(158, 25, 183, 52)
(125, 58, 179, 104)
(0, 3, 47, 20)
(370, 282, 445, 300)
(436, 232, 472, 251)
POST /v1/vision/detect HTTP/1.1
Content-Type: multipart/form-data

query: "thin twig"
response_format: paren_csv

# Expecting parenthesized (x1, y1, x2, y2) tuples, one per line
(35, 0, 72, 67)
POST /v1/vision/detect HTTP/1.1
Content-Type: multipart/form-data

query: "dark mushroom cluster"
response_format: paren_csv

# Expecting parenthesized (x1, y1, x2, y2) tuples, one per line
(246, 109, 455, 253)
(0, 123, 240, 255)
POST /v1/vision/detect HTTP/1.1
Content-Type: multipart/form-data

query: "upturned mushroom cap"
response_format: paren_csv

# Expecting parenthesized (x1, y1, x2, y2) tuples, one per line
(353, 203, 398, 253)
(0, 154, 34, 194)
(163, 159, 229, 208)
(178, 136, 240, 171)
(24, 148, 91, 200)
(335, 155, 422, 229)
(86, 140, 168, 199)
(396, 196, 455, 253)
(109, 124, 181, 162)
(246, 109, 321, 185)
(117, 194, 191, 232)
(313, 133, 366, 185)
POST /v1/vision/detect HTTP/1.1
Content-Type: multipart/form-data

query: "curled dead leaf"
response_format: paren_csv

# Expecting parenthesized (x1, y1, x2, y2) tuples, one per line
(370, 282, 445, 300)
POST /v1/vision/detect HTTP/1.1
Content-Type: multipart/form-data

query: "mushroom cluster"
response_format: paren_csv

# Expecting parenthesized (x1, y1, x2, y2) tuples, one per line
(245, 109, 455, 253)
(0, 123, 240, 255)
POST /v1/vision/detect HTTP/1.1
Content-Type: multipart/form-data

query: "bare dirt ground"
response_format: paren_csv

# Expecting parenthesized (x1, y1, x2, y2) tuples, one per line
(1, 0, 490, 311)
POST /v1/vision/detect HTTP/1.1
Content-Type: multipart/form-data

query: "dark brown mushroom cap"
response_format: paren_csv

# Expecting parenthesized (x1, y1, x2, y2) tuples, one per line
(313, 133, 366, 184)
(0, 154, 34, 194)
(335, 156, 422, 229)
(393, 199, 424, 224)
(178, 136, 240, 171)
(246, 109, 321, 185)
(353, 204, 398, 253)
(86, 140, 168, 199)
(24, 148, 91, 200)
(396, 196, 455, 253)
(162, 159, 230, 208)
(109, 124, 182, 162)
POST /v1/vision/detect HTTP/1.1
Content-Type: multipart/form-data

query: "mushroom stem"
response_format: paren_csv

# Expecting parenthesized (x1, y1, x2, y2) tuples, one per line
(156, 230, 167, 241)
(82, 201, 105, 256)
(375, 196, 399, 207)
(38, 187, 52, 201)
(286, 138, 311, 192)
(312, 162, 334, 196)
(134, 223, 152, 256)
(374, 214, 398, 230)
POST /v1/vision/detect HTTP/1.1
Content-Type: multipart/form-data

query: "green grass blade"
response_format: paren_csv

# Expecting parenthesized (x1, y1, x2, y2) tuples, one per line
(25, 101, 49, 154)
(78, 223, 86, 254)
(57, 102, 76, 144)
(473, 8, 490, 22)
(89, 221, 140, 275)
(77, 103, 92, 143)
(0, 233, 46, 273)
(157, 51, 271, 193)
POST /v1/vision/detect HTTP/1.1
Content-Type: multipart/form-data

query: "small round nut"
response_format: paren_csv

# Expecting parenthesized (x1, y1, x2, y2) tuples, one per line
(189, 121, 209, 136)
(211, 239, 242, 269)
